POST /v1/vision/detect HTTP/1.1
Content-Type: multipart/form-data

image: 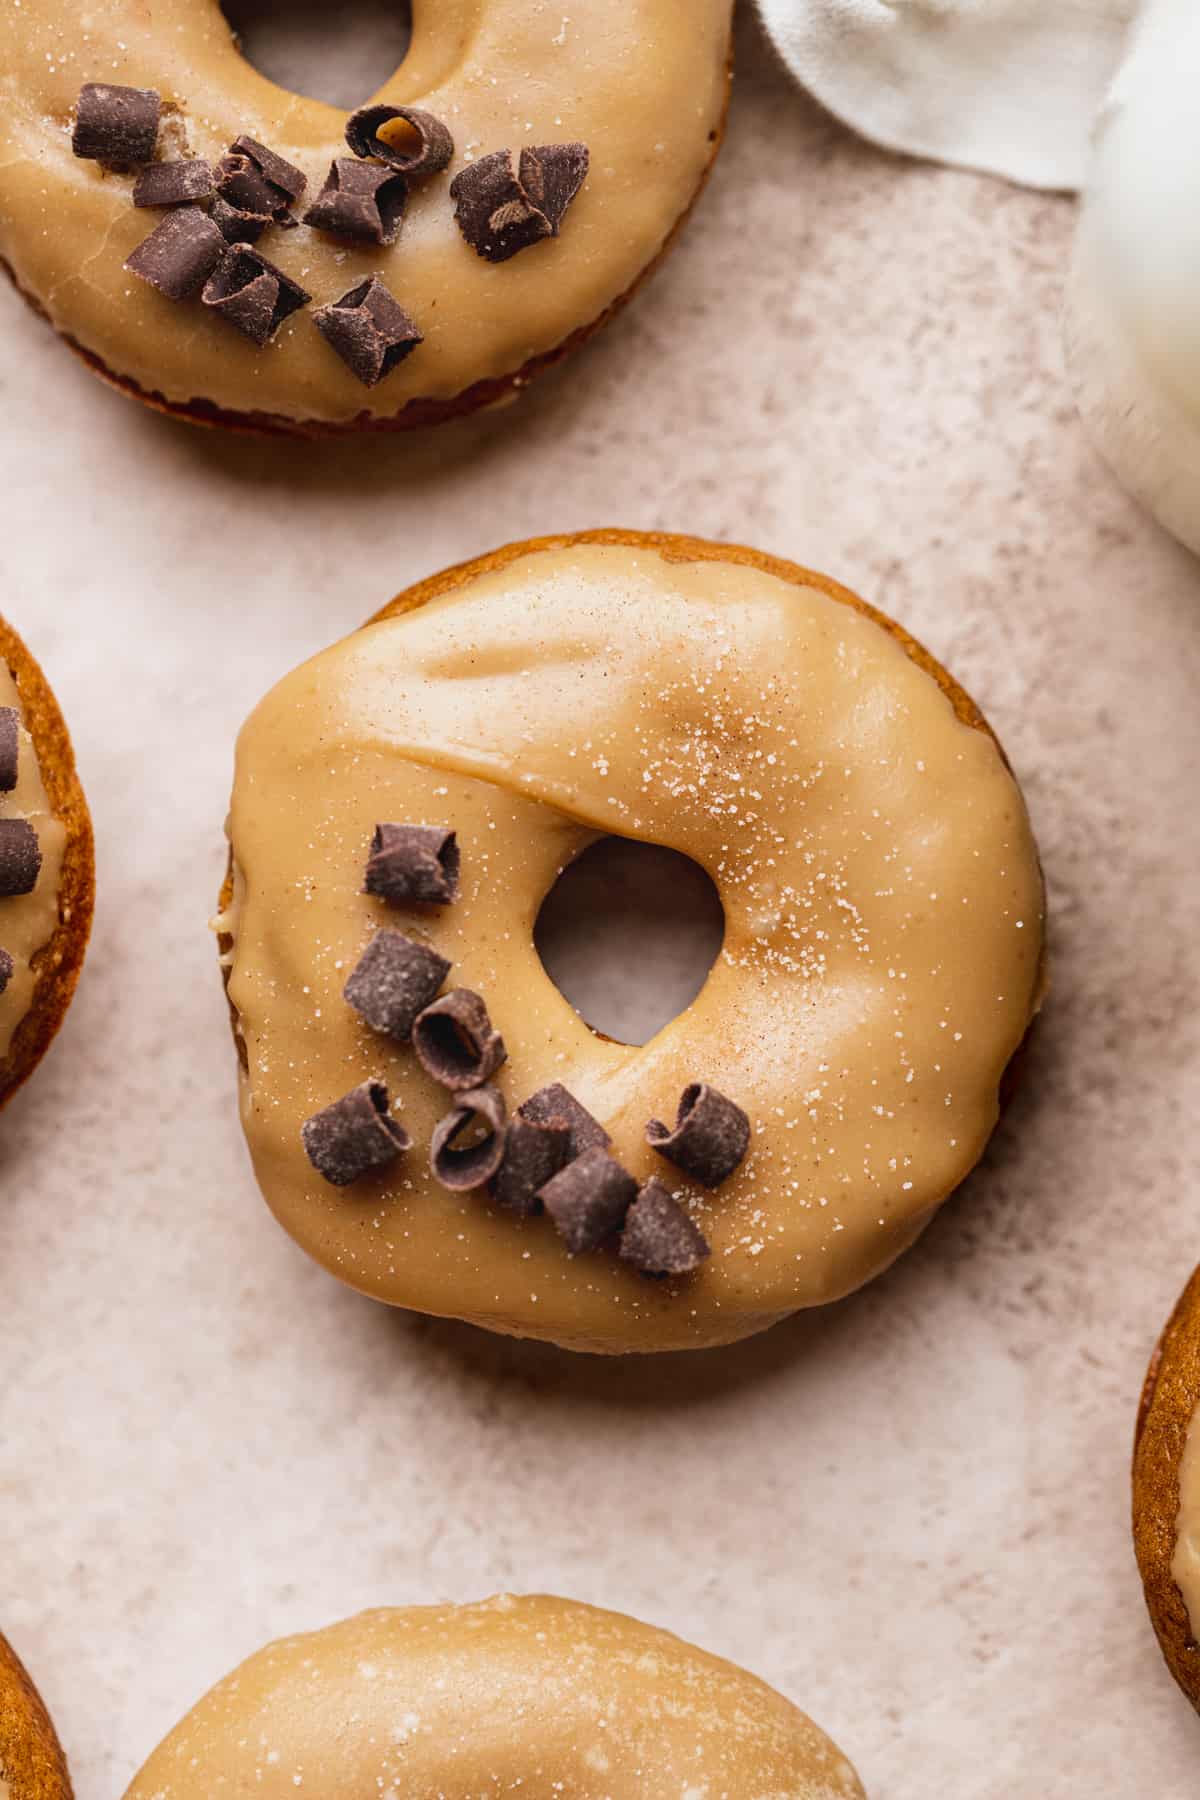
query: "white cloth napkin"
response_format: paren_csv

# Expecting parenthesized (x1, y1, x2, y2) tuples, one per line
(755, 0, 1139, 191)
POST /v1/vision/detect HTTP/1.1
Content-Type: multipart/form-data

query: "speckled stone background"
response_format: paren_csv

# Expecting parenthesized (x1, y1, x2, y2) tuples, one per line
(2, 8, 1198, 1797)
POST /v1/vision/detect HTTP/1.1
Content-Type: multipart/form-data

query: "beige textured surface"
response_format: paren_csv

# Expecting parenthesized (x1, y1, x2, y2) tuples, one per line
(122, 1596, 864, 1798)
(2, 8, 1200, 1795)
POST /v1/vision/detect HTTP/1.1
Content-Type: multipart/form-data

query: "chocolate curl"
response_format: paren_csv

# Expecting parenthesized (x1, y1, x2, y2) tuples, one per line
(211, 196, 268, 244)
(125, 206, 226, 300)
(365, 823, 459, 906)
(302, 1078, 410, 1186)
(0, 820, 41, 898)
(450, 142, 588, 263)
(343, 929, 449, 1042)
(345, 104, 454, 179)
(72, 82, 161, 165)
(0, 948, 12, 995)
(0, 708, 18, 792)
(519, 142, 590, 231)
(646, 1083, 750, 1188)
(133, 160, 215, 208)
(412, 989, 506, 1092)
(517, 1083, 609, 1161)
(201, 245, 311, 345)
(313, 277, 422, 387)
(490, 1115, 571, 1216)
(620, 1178, 711, 1277)
(430, 1085, 507, 1191)
(540, 1146, 637, 1255)
(216, 135, 307, 225)
(304, 159, 408, 246)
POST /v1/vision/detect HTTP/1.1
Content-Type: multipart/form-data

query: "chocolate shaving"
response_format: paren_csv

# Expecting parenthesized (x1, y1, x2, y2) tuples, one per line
(365, 823, 459, 906)
(620, 1178, 711, 1276)
(125, 206, 226, 300)
(301, 1078, 410, 1186)
(72, 82, 161, 166)
(345, 104, 454, 180)
(0, 820, 41, 898)
(313, 277, 422, 387)
(133, 160, 215, 208)
(430, 1085, 507, 1191)
(490, 1115, 572, 1216)
(520, 142, 590, 231)
(343, 929, 449, 1043)
(646, 1082, 750, 1188)
(201, 245, 311, 345)
(304, 159, 408, 246)
(0, 949, 12, 996)
(450, 143, 588, 262)
(0, 708, 18, 792)
(540, 1146, 637, 1255)
(210, 196, 267, 244)
(412, 989, 506, 1091)
(518, 1083, 609, 1161)
(215, 135, 307, 226)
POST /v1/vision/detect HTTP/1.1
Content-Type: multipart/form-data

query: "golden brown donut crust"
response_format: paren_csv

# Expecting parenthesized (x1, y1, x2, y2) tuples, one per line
(0, 618, 93, 1109)
(1134, 1264, 1200, 1710)
(220, 529, 1045, 1353)
(0, 1633, 72, 1800)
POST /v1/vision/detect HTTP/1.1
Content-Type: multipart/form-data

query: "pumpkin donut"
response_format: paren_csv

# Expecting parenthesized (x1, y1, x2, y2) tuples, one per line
(1133, 1264, 1200, 1711)
(0, 3, 733, 435)
(218, 530, 1045, 1354)
(0, 618, 93, 1110)
(0, 1632, 72, 1800)
(121, 1595, 865, 1799)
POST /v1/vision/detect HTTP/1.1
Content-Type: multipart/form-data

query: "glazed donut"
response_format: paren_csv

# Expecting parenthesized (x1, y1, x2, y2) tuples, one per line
(1133, 1264, 1200, 1711)
(121, 1595, 864, 1798)
(220, 530, 1045, 1354)
(0, 4, 732, 434)
(0, 1632, 72, 1800)
(0, 618, 93, 1109)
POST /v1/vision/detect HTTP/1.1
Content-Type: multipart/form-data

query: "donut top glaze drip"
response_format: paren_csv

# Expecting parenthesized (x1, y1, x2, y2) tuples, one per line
(224, 539, 1045, 1353)
(121, 1596, 866, 1799)
(0, 666, 66, 1060)
(0, 1, 732, 424)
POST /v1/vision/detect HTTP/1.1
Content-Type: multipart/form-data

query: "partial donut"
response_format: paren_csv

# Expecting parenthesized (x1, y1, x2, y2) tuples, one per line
(218, 530, 1046, 1354)
(0, 618, 93, 1109)
(121, 1595, 865, 1799)
(0, 1631, 73, 1800)
(1133, 1264, 1200, 1711)
(0, 6, 733, 434)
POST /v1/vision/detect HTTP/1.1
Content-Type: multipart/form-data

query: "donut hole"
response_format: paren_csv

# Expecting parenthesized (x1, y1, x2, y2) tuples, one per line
(220, 0, 413, 110)
(534, 839, 724, 1047)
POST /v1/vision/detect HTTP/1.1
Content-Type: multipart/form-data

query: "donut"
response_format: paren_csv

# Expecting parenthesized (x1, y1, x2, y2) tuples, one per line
(121, 1594, 864, 1798)
(0, 1632, 72, 1800)
(219, 530, 1045, 1354)
(0, 618, 93, 1110)
(1133, 1264, 1200, 1711)
(0, 6, 733, 435)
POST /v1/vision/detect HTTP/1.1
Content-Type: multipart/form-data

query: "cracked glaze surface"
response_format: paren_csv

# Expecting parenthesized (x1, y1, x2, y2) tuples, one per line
(224, 537, 1045, 1353)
